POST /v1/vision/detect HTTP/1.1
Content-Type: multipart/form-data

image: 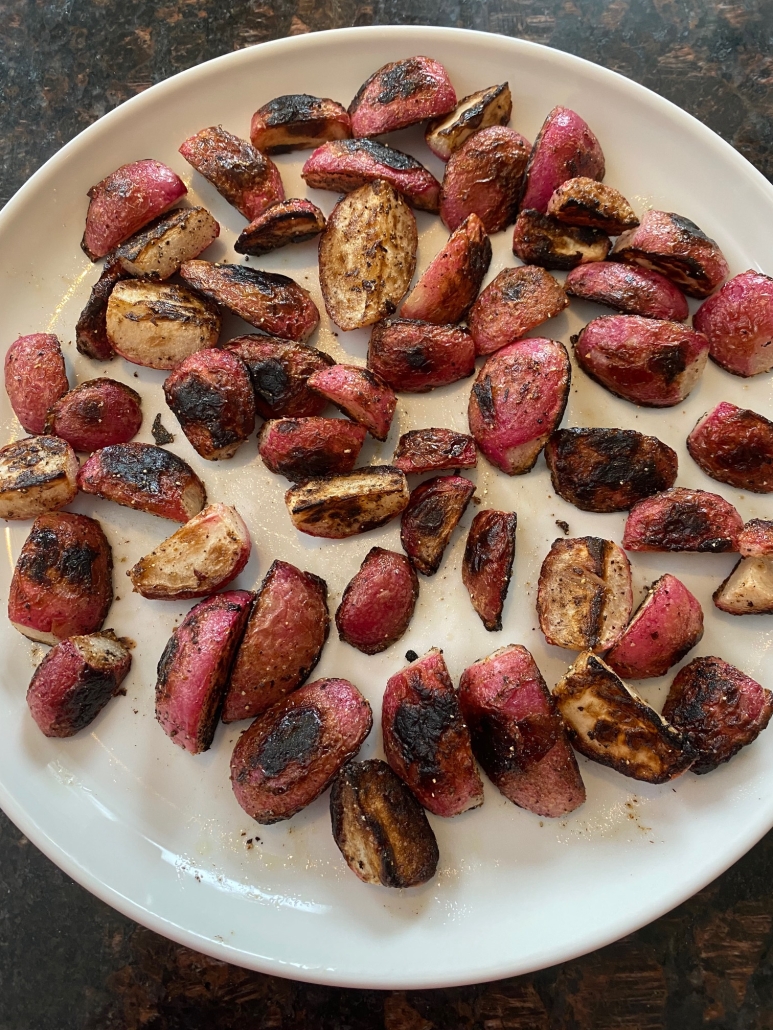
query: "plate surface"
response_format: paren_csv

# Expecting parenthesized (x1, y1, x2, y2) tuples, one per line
(1, 26, 772, 989)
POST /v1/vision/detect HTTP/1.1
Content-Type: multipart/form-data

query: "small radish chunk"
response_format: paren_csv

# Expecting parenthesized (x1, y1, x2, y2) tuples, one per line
(163, 349, 255, 461)
(179, 126, 284, 221)
(336, 547, 418, 654)
(259, 417, 366, 481)
(81, 159, 186, 260)
(0, 436, 78, 521)
(713, 557, 773, 616)
(622, 488, 743, 553)
(382, 648, 483, 817)
(458, 644, 585, 817)
(400, 213, 491, 324)
(461, 509, 517, 632)
(520, 106, 605, 214)
(468, 265, 568, 356)
(76, 263, 129, 361)
(693, 271, 773, 377)
(553, 651, 693, 783)
(425, 82, 512, 161)
(368, 319, 475, 392)
(77, 443, 206, 522)
(128, 502, 250, 600)
(687, 401, 773, 493)
(512, 209, 610, 270)
(234, 199, 326, 256)
(538, 536, 632, 652)
(9, 512, 112, 644)
(250, 94, 351, 153)
(740, 519, 773, 557)
(605, 574, 704, 679)
(663, 657, 773, 773)
(468, 337, 571, 475)
(45, 378, 142, 452)
(307, 364, 396, 441)
(330, 759, 439, 887)
(223, 560, 329, 723)
(400, 474, 475, 576)
(440, 126, 531, 233)
(546, 177, 638, 234)
(5, 334, 69, 435)
(285, 466, 409, 539)
(114, 207, 219, 280)
(565, 261, 689, 321)
(27, 632, 132, 738)
(225, 335, 334, 419)
(393, 428, 476, 474)
(156, 591, 252, 754)
(348, 56, 456, 137)
(230, 677, 373, 823)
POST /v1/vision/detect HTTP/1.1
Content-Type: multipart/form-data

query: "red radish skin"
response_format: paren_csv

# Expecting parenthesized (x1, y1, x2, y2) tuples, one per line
(224, 335, 334, 420)
(348, 56, 456, 137)
(546, 177, 638, 234)
(739, 520, 773, 557)
(440, 126, 531, 233)
(336, 548, 418, 655)
(520, 106, 605, 214)
(393, 428, 477, 474)
(45, 379, 142, 452)
(468, 266, 568, 356)
(622, 488, 743, 553)
(368, 319, 475, 393)
(565, 262, 689, 321)
(307, 364, 396, 441)
(258, 417, 367, 481)
(687, 401, 773, 493)
(693, 271, 773, 377)
(462, 510, 517, 631)
(5, 334, 69, 435)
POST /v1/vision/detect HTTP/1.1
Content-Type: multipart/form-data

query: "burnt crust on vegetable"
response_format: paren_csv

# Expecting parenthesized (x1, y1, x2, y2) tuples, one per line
(393, 428, 477, 474)
(622, 487, 743, 553)
(250, 94, 351, 153)
(234, 199, 326, 256)
(400, 474, 476, 576)
(461, 510, 517, 631)
(687, 402, 773, 493)
(425, 83, 512, 161)
(76, 263, 130, 360)
(225, 335, 334, 420)
(512, 209, 611, 270)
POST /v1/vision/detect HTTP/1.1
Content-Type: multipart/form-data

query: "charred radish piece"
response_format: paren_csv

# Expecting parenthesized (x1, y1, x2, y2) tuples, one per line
(622, 488, 743, 553)
(234, 199, 326, 256)
(318, 181, 417, 331)
(225, 335, 334, 419)
(179, 261, 319, 343)
(128, 502, 250, 600)
(468, 337, 571, 475)
(163, 349, 255, 461)
(250, 94, 351, 153)
(307, 364, 396, 441)
(382, 648, 483, 817)
(336, 547, 418, 654)
(740, 520, 773, 557)
(547, 177, 638, 234)
(114, 207, 219, 280)
(573, 315, 709, 407)
(461, 510, 517, 631)
(687, 402, 773, 493)
(230, 677, 372, 823)
(330, 759, 439, 887)
(663, 657, 773, 773)
(538, 536, 632, 652)
(179, 126, 284, 221)
(393, 428, 476, 474)
(45, 379, 142, 452)
(81, 159, 186, 260)
(9, 512, 112, 644)
(259, 417, 366, 481)
(713, 558, 773, 616)
(285, 466, 409, 539)
(611, 210, 729, 299)
(458, 645, 585, 817)
(554, 652, 693, 783)
(5, 334, 69, 435)
(368, 319, 475, 393)
(156, 591, 252, 754)
(521, 106, 605, 213)
(27, 632, 132, 738)
(544, 428, 678, 513)
(565, 262, 689, 321)
(440, 126, 531, 233)
(400, 213, 491, 324)
(223, 560, 329, 723)
(425, 82, 512, 161)
(693, 271, 773, 377)
(512, 209, 610, 270)
(605, 574, 704, 679)
(0, 436, 78, 521)
(348, 56, 456, 137)
(76, 263, 129, 361)
(468, 266, 568, 356)
(77, 443, 206, 522)
(401, 475, 475, 576)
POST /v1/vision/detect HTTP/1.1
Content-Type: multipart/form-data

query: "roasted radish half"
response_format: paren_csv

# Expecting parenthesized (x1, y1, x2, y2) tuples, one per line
(230, 677, 373, 824)
(401, 475, 475, 576)
(610, 209, 729, 299)
(511, 209, 611, 270)
(462, 509, 517, 631)
(565, 262, 689, 322)
(693, 270, 773, 377)
(234, 199, 326, 256)
(45, 378, 142, 452)
(77, 443, 206, 522)
(0, 436, 78, 521)
(9, 512, 113, 644)
(307, 364, 396, 441)
(553, 651, 693, 783)
(573, 315, 709, 407)
(393, 428, 477, 474)
(425, 82, 512, 160)
(622, 488, 743, 553)
(81, 159, 186, 260)
(5, 334, 69, 435)
(223, 560, 329, 723)
(368, 319, 475, 393)
(546, 177, 638, 234)
(330, 759, 439, 887)
(458, 645, 586, 817)
(318, 181, 417, 331)
(713, 558, 773, 616)
(258, 417, 366, 481)
(179, 126, 284, 221)
(76, 263, 129, 361)
(250, 94, 351, 153)
(538, 536, 632, 652)
(468, 266, 568, 356)
(544, 428, 678, 513)
(128, 502, 250, 600)
(225, 335, 334, 419)
(163, 349, 255, 461)
(520, 106, 605, 213)
(687, 402, 773, 493)
(605, 574, 704, 679)
(663, 657, 773, 773)
(336, 547, 418, 654)
(740, 520, 773, 557)
(440, 126, 531, 233)
(348, 56, 456, 137)
(156, 590, 253, 754)
(114, 207, 219, 279)
(468, 338, 571, 475)
(285, 466, 409, 539)
(27, 632, 132, 738)
(382, 648, 484, 817)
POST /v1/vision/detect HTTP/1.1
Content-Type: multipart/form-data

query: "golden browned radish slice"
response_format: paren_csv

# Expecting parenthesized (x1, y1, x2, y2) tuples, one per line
(114, 207, 219, 280)
(0, 436, 78, 521)
(250, 94, 351, 153)
(546, 177, 638, 234)
(713, 557, 773, 616)
(512, 209, 610, 270)
(285, 466, 409, 539)
(425, 83, 512, 160)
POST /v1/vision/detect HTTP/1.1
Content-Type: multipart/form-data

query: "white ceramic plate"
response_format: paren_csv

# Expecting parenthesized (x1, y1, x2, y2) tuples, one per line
(1, 25, 772, 989)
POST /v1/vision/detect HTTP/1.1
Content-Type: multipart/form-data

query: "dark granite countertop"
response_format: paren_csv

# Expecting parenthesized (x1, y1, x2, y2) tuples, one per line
(2, 2, 773, 1028)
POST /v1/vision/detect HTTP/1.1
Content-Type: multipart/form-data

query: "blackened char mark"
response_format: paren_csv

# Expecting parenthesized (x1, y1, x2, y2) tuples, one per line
(100, 444, 188, 495)
(376, 59, 431, 105)
(214, 264, 295, 292)
(264, 94, 321, 126)
(471, 709, 558, 777)
(668, 212, 712, 243)
(472, 375, 496, 424)
(336, 139, 421, 171)
(60, 544, 98, 586)
(156, 634, 179, 694)
(392, 684, 459, 779)
(170, 376, 238, 449)
(649, 344, 687, 383)
(255, 707, 323, 776)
